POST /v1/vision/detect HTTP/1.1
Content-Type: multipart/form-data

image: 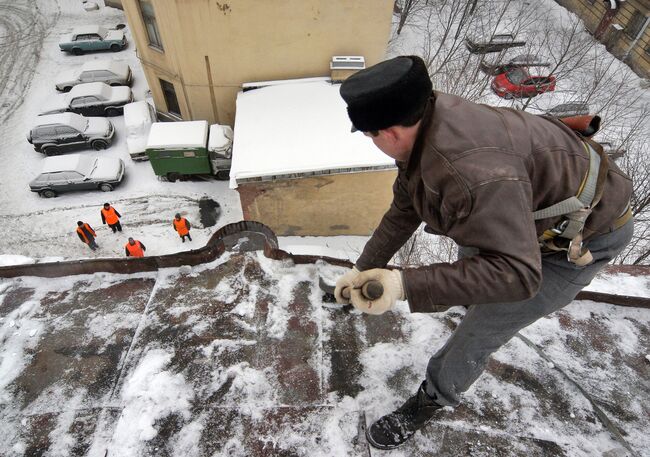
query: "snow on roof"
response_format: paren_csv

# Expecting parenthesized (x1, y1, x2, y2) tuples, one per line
(33, 113, 86, 130)
(208, 124, 232, 151)
(81, 59, 129, 74)
(146, 121, 209, 149)
(124, 101, 154, 129)
(229, 79, 395, 188)
(40, 154, 85, 173)
(68, 81, 111, 98)
(72, 25, 107, 37)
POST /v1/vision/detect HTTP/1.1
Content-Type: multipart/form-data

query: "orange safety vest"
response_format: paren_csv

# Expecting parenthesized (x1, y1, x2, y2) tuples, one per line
(173, 217, 190, 236)
(125, 241, 145, 257)
(102, 207, 120, 225)
(76, 223, 96, 243)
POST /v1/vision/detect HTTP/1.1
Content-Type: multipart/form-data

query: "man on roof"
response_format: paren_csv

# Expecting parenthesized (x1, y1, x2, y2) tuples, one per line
(336, 55, 633, 450)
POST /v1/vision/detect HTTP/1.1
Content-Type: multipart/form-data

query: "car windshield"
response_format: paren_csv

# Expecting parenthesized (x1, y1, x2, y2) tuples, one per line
(506, 68, 528, 85)
(77, 155, 97, 176)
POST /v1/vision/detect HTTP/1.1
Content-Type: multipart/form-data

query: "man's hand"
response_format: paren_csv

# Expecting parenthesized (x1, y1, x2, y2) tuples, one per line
(350, 268, 404, 315)
(334, 266, 360, 304)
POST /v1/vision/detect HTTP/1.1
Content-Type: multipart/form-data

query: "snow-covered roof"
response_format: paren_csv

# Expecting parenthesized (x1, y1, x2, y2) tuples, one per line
(124, 101, 154, 129)
(40, 154, 88, 173)
(72, 25, 107, 37)
(229, 79, 396, 188)
(146, 121, 209, 149)
(33, 113, 86, 131)
(68, 81, 111, 98)
(208, 124, 232, 152)
(81, 59, 129, 74)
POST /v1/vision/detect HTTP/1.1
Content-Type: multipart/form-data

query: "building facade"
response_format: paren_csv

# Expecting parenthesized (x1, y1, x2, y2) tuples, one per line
(120, 0, 394, 126)
(554, 0, 650, 78)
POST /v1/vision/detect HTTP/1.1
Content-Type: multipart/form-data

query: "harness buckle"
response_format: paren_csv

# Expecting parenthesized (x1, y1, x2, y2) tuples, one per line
(551, 219, 569, 235)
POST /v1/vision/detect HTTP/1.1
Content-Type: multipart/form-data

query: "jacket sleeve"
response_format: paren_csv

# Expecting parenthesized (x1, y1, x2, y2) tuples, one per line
(101, 212, 106, 224)
(125, 247, 130, 257)
(403, 179, 542, 311)
(186, 219, 191, 230)
(115, 209, 121, 218)
(140, 242, 146, 251)
(356, 171, 421, 271)
(88, 225, 96, 236)
(77, 231, 85, 242)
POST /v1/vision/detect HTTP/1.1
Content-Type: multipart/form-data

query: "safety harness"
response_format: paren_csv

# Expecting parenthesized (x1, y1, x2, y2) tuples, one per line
(534, 116, 632, 266)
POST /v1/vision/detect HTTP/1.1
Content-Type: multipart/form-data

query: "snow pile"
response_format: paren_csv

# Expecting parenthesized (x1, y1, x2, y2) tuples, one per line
(110, 348, 194, 453)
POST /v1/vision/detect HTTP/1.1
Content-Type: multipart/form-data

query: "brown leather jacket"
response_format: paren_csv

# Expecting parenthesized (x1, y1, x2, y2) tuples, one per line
(356, 92, 632, 312)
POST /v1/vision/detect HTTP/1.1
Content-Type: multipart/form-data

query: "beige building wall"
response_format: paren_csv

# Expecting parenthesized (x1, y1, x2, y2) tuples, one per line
(554, 0, 650, 78)
(237, 170, 398, 236)
(121, 0, 394, 126)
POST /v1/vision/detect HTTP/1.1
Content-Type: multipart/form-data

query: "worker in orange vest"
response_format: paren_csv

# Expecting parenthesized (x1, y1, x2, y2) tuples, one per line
(173, 213, 192, 242)
(101, 202, 122, 233)
(76, 221, 99, 251)
(125, 237, 146, 257)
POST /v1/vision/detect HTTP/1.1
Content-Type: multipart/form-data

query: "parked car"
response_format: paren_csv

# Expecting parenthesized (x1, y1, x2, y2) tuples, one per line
(40, 82, 133, 117)
(491, 68, 556, 99)
(545, 102, 590, 118)
(59, 25, 127, 55)
(29, 154, 125, 198)
(27, 113, 114, 155)
(465, 33, 525, 54)
(480, 54, 550, 76)
(123, 100, 157, 161)
(55, 60, 132, 92)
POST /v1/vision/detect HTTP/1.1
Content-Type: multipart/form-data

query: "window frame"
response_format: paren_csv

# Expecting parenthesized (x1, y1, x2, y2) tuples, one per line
(138, 0, 164, 51)
(625, 10, 647, 40)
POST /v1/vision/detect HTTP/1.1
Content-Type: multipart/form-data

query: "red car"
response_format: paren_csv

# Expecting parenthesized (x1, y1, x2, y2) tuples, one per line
(491, 68, 556, 99)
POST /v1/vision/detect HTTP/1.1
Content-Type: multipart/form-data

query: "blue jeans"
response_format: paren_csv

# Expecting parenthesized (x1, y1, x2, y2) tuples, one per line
(425, 220, 634, 405)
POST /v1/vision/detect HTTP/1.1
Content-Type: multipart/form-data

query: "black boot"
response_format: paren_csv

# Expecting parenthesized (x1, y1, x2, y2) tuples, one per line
(366, 381, 442, 449)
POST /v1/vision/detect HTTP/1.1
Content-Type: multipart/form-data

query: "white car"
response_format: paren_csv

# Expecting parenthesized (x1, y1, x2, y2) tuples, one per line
(40, 82, 133, 117)
(123, 100, 157, 161)
(29, 154, 125, 198)
(55, 60, 132, 92)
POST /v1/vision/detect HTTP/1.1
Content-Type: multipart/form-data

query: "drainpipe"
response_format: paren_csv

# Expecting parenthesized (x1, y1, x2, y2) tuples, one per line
(623, 15, 650, 61)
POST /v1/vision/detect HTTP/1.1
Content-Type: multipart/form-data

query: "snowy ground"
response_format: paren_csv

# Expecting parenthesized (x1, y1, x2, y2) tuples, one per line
(0, 0, 243, 264)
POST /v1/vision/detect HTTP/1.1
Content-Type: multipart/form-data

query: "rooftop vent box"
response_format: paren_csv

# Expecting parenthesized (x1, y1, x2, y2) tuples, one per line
(330, 56, 365, 82)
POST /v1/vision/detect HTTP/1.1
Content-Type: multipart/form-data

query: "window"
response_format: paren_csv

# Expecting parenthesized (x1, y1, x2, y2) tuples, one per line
(139, 0, 163, 50)
(646, 43, 650, 55)
(159, 79, 181, 117)
(625, 10, 647, 39)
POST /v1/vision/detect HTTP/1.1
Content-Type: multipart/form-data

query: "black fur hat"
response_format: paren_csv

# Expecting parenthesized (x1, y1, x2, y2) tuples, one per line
(340, 56, 432, 132)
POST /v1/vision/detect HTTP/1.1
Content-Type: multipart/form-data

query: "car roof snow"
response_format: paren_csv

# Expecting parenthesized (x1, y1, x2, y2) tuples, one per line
(33, 113, 86, 130)
(80, 60, 129, 74)
(68, 82, 111, 98)
(73, 25, 107, 37)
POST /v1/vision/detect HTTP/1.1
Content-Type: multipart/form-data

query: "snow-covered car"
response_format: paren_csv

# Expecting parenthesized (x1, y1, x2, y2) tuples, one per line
(123, 100, 157, 161)
(55, 60, 132, 92)
(491, 68, 556, 99)
(27, 113, 115, 155)
(465, 33, 526, 54)
(29, 154, 125, 198)
(40, 82, 133, 117)
(59, 25, 127, 55)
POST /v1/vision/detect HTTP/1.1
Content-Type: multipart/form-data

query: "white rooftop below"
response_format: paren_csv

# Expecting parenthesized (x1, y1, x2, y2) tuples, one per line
(230, 79, 396, 188)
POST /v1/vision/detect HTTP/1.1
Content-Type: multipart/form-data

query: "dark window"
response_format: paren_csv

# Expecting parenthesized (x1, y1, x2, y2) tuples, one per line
(160, 79, 181, 117)
(138, 0, 164, 50)
(625, 10, 647, 39)
(646, 43, 650, 55)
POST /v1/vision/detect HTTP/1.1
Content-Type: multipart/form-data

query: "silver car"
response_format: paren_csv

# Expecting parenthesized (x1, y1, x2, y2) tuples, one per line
(29, 154, 125, 198)
(55, 60, 133, 92)
(40, 82, 133, 117)
(27, 113, 114, 155)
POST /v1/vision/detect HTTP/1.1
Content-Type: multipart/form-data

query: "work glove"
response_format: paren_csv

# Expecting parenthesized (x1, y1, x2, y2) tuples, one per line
(349, 268, 404, 315)
(334, 266, 360, 304)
